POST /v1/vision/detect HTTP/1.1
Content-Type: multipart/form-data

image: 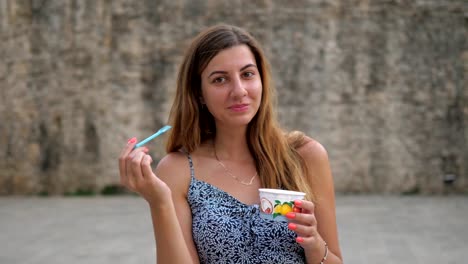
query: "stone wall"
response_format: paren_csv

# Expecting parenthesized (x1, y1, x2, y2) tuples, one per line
(1, 0, 467, 194)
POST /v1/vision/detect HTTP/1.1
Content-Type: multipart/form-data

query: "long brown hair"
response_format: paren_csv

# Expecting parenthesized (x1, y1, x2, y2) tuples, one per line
(166, 24, 314, 200)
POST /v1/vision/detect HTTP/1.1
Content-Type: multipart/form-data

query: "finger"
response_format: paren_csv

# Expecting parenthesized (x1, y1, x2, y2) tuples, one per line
(295, 235, 320, 246)
(288, 222, 317, 237)
(119, 137, 138, 161)
(128, 146, 150, 159)
(141, 155, 154, 179)
(120, 139, 149, 170)
(128, 151, 145, 188)
(125, 147, 149, 173)
(294, 200, 314, 215)
(286, 211, 317, 226)
(133, 146, 150, 154)
(119, 137, 137, 182)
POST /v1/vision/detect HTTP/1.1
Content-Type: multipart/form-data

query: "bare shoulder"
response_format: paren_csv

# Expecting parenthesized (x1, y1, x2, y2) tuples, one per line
(155, 151, 192, 195)
(296, 136, 330, 165)
(296, 136, 334, 191)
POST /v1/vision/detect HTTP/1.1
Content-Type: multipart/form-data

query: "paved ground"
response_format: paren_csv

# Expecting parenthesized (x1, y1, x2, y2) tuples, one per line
(0, 195, 467, 264)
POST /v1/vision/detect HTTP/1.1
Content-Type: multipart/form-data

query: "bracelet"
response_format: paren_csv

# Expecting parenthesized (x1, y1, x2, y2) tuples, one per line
(319, 243, 328, 264)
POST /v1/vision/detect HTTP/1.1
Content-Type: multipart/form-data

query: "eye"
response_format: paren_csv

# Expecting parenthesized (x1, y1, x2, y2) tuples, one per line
(212, 76, 227, 84)
(242, 71, 255, 78)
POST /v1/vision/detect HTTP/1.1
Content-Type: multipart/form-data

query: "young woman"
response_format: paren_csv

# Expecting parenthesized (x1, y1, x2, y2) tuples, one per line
(119, 24, 343, 264)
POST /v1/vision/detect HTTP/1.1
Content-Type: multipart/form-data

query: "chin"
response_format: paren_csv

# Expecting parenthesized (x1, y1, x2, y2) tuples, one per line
(227, 115, 255, 127)
(239, 116, 257, 126)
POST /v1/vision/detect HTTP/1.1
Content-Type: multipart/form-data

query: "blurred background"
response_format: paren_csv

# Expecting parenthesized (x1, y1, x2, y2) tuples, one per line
(0, 0, 467, 196)
(1, 1, 467, 264)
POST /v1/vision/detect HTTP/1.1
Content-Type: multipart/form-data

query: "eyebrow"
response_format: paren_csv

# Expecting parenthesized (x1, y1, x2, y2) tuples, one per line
(208, 63, 258, 78)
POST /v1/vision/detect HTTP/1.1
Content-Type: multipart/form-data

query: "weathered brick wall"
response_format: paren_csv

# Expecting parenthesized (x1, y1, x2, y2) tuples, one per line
(1, 0, 467, 194)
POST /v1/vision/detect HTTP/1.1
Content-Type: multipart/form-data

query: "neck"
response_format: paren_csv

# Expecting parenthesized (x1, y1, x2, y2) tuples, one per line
(213, 125, 251, 162)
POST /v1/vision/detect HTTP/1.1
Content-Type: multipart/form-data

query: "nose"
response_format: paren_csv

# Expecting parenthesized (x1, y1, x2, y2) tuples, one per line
(230, 76, 247, 98)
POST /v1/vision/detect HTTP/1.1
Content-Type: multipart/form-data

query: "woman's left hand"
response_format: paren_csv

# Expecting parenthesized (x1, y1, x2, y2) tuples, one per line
(286, 200, 326, 254)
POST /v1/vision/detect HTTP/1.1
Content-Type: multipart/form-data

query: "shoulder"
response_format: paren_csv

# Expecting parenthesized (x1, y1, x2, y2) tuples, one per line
(296, 136, 330, 165)
(295, 136, 334, 190)
(156, 151, 190, 174)
(295, 136, 335, 200)
(155, 151, 192, 195)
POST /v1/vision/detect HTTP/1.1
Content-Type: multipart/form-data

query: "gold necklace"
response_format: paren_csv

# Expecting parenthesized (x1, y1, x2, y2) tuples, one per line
(213, 144, 257, 186)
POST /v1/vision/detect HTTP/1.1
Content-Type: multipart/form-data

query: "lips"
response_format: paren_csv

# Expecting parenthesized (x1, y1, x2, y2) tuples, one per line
(229, 104, 249, 112)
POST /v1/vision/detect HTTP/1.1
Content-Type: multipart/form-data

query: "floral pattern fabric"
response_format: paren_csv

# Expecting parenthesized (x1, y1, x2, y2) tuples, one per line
(186, 154, 305, 264)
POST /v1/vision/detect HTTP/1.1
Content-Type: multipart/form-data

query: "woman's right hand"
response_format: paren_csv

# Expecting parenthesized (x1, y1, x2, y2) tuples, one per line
(118, 137, 171, 205)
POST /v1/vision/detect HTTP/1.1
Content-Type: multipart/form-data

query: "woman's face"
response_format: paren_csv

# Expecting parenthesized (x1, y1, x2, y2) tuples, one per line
(200, 44, 262, 129)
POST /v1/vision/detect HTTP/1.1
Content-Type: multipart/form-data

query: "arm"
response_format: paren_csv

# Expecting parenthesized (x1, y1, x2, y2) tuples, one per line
(296, 139, 343, 264)
(155, 153, 200, 264)
(119, 140, 199, 264)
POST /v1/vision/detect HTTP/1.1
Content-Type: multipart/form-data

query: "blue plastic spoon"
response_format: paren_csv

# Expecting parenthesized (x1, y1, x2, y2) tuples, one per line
(134, 125, 172, 149)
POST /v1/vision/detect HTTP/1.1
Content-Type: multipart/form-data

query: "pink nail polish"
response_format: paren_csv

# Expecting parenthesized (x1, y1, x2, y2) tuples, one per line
(294, 200, 302, 207)
(296, 237, 304, 243)
(288, 223, 297, 230)
(286, 212, 296, 219)
(127, 137, 137, 144)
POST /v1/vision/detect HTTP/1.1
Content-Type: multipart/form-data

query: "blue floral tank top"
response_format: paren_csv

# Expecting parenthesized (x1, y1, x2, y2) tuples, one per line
(186, 154, 305, 264)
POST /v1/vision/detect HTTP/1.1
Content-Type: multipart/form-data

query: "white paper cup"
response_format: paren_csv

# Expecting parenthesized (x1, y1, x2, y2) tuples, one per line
(258, 188, 306, 222)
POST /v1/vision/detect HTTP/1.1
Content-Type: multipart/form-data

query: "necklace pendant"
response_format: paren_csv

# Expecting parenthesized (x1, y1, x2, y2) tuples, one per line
(213, 144, 257, 186)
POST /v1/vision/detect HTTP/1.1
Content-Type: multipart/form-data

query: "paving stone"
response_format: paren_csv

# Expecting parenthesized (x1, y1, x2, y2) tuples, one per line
(0, 195, 467, 264)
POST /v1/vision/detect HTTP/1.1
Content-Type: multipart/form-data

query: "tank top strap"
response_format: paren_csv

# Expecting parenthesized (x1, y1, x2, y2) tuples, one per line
(179, 149, 195, 178)
(187, 152, 195, 178)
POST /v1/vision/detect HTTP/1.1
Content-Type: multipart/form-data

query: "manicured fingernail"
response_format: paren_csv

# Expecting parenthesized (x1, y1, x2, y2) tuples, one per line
(127, 137, 137, 144)
(286, 212, 296, 219)
(288, 223, 297, 230)
(296, 237, 304, 243)
(294, 200, 302, 206)
(143, 147, 149, 152)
